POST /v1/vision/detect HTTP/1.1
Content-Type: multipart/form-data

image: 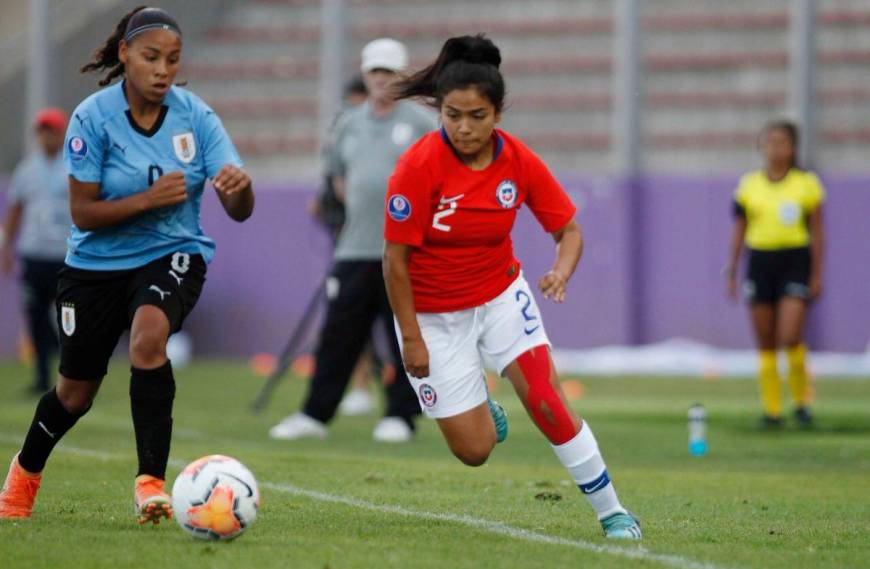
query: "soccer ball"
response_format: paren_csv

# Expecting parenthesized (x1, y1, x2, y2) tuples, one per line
(172, 455, 260, 540)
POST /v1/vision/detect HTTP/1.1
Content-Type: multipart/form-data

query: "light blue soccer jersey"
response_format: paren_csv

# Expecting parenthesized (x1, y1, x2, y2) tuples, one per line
(63, 81, 242, 270)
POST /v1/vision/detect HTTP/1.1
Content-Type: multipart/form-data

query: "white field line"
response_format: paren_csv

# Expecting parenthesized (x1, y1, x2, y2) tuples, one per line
(263, 481, 729, 569)
(0, 434, 733, 569)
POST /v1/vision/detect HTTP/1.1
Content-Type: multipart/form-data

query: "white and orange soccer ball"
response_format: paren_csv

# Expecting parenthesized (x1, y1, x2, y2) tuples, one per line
(171, 455, 260, 541)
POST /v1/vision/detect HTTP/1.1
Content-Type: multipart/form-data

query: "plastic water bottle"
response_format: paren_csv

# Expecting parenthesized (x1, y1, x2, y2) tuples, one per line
(688, 404, 708, 456)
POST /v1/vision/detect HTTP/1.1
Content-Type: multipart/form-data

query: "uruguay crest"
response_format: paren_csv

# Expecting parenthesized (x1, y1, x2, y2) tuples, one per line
(496, 179, 517, 208)
(172, 132, 197, 163)
(61, 303, 76, 336)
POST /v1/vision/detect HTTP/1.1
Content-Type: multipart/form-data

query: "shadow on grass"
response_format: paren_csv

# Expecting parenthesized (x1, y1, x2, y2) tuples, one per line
(721, 418, 870, 436)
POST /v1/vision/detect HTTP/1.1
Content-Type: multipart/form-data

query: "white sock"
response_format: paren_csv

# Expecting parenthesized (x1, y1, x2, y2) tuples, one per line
(552, 422, 626, 520)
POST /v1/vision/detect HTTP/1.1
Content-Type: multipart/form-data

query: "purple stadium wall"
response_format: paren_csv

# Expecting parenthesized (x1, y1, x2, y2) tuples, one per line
(1, 174, 868, 358)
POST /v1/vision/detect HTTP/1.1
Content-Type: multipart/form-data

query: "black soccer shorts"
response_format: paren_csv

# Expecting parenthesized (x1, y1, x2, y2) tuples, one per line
(743, 247, 811, 304)
(56, 251, 206, 380)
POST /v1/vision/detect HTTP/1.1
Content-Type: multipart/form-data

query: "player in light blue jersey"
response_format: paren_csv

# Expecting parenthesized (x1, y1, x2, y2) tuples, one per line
(0, 6, 254, 524)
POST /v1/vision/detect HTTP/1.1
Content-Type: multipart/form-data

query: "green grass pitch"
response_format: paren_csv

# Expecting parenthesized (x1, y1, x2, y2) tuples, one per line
(0, 359, 868, 569)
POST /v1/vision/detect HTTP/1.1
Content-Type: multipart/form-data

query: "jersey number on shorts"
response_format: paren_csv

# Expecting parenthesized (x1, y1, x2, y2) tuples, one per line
(171, 252, 191, 274)
(515, 290, 541, 335)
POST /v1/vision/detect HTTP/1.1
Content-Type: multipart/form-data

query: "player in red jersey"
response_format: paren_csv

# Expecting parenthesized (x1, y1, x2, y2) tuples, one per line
(383, 35, 641, 540)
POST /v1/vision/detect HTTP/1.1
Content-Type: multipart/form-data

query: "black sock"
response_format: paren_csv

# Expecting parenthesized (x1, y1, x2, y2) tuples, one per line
(19, 389, 88, 473)
(130, 361, 175, 480)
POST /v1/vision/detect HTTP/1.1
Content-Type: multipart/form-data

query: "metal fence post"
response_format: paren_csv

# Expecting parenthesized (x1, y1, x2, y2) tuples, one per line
(318, 0, 347, 150)
(789, 0, 816, 169)
(25, 0, 50, 153)
(612, 0, 645, 344)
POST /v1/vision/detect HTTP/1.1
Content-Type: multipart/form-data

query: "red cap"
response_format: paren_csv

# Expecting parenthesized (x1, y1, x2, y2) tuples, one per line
(33, 108, 67, 132)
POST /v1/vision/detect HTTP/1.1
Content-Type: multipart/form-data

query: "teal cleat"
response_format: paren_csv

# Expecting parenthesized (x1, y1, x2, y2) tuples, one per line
(488, 398, 508, 443)
(601, 511, 642, 540)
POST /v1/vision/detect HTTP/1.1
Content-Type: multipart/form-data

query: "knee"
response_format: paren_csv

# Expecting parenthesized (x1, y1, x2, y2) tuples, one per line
(56, 386, 94, 415)
(129, 329, 168, 367)
(451, 442, 494, 467)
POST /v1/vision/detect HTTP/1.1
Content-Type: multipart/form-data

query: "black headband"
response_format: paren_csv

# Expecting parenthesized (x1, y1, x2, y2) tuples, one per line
(124, 7, 182, 43)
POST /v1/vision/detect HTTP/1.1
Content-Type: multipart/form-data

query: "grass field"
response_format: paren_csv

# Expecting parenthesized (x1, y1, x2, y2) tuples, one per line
(0, 359, 868, 569)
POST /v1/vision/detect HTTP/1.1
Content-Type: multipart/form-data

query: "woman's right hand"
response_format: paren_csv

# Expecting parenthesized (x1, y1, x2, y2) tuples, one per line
(143, 171, 187, 211)
(402, 336, 430, 379)
(727, 273, 739, 301)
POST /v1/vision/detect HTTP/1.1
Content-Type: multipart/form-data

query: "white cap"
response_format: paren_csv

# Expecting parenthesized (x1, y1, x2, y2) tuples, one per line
(360, 38, 408, 73)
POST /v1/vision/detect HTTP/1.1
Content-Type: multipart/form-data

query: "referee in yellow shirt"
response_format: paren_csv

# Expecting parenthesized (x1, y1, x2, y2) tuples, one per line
(726, 121, 825, 427)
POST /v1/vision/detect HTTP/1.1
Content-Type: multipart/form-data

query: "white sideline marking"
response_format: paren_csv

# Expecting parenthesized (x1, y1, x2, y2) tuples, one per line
(0, 434, 731, 569)
(263, 481, 729, 569)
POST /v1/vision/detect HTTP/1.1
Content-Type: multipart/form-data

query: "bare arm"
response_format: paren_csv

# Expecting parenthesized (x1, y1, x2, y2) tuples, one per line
(69, 172, 187, 231)
(383, 241, 428, 378)
(213, 165, 254, 222)
(726, 216, 747, 300)
(538, 219, 583, 302)
(808, 206, 824, 300)
(1, 202, 23, 275)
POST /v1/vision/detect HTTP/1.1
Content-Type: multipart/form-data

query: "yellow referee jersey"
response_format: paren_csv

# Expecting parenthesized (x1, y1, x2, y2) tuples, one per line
(734, 168, 826, 250)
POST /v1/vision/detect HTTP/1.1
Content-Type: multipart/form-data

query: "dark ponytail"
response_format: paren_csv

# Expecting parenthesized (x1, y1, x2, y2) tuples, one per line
(396, 34, 506, 112)
(80, 6, 148, 86)
(762, 120, 800, 170)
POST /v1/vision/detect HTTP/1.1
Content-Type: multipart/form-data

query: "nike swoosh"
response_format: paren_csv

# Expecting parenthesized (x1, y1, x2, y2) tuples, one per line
(38, 421, 56, 439)
(439, 194, 465, 205)
(524, 324, 541, 335)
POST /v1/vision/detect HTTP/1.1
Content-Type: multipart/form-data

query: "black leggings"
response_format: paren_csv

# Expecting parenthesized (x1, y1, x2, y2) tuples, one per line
(302, 260, 420, 424)
(20, 258, 64, 391)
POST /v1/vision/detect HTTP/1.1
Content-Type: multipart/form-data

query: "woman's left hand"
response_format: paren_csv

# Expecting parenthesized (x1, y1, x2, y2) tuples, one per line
(538, 270, 568, 302)
(213, 165, 251, 196)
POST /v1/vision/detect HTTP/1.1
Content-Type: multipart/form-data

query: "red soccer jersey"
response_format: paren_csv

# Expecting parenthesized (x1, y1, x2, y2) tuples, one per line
(385, 128, 576, 313)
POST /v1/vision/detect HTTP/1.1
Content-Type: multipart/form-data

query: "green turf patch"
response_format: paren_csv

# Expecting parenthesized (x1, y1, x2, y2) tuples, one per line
(1, 360, 868, 568)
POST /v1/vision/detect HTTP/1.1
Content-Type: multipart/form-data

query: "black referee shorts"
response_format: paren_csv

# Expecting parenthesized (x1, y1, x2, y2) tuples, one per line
(744, 247, 810, 305)
(56, 251, 206, 380)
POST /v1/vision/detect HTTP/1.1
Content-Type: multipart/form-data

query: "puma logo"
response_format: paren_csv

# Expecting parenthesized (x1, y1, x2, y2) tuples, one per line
(168, 270, 183, 285)
(149, 285, 171, 301)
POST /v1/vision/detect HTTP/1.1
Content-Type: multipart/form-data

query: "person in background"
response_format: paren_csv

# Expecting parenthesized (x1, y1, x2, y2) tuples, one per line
(310, 74, 368, 242)
(309, 76, 385, 418)
(727, 120, 825, 428)
(2, 108, 71, 394)
(269, 38, 436, 442)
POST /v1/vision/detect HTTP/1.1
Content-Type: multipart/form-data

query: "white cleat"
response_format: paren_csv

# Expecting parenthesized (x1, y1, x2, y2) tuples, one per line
(268, 413, 328, 440)
(372, 417, 413, 443)
(339, 388, 376, 416)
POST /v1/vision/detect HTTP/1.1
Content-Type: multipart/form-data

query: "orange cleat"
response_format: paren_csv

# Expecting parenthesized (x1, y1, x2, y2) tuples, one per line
(0, 453, 42, 518)
(134, 474, 173, 525)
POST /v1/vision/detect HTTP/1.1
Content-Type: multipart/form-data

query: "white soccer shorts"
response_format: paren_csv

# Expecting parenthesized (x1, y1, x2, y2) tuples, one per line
(396, 274, 551, 419)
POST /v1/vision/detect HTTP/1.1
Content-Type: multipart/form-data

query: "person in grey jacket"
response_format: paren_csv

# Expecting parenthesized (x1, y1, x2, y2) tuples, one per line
(269, 38, 436, 442)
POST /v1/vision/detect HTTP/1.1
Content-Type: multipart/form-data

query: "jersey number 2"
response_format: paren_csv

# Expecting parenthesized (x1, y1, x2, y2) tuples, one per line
(515, 290, 541, 335)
